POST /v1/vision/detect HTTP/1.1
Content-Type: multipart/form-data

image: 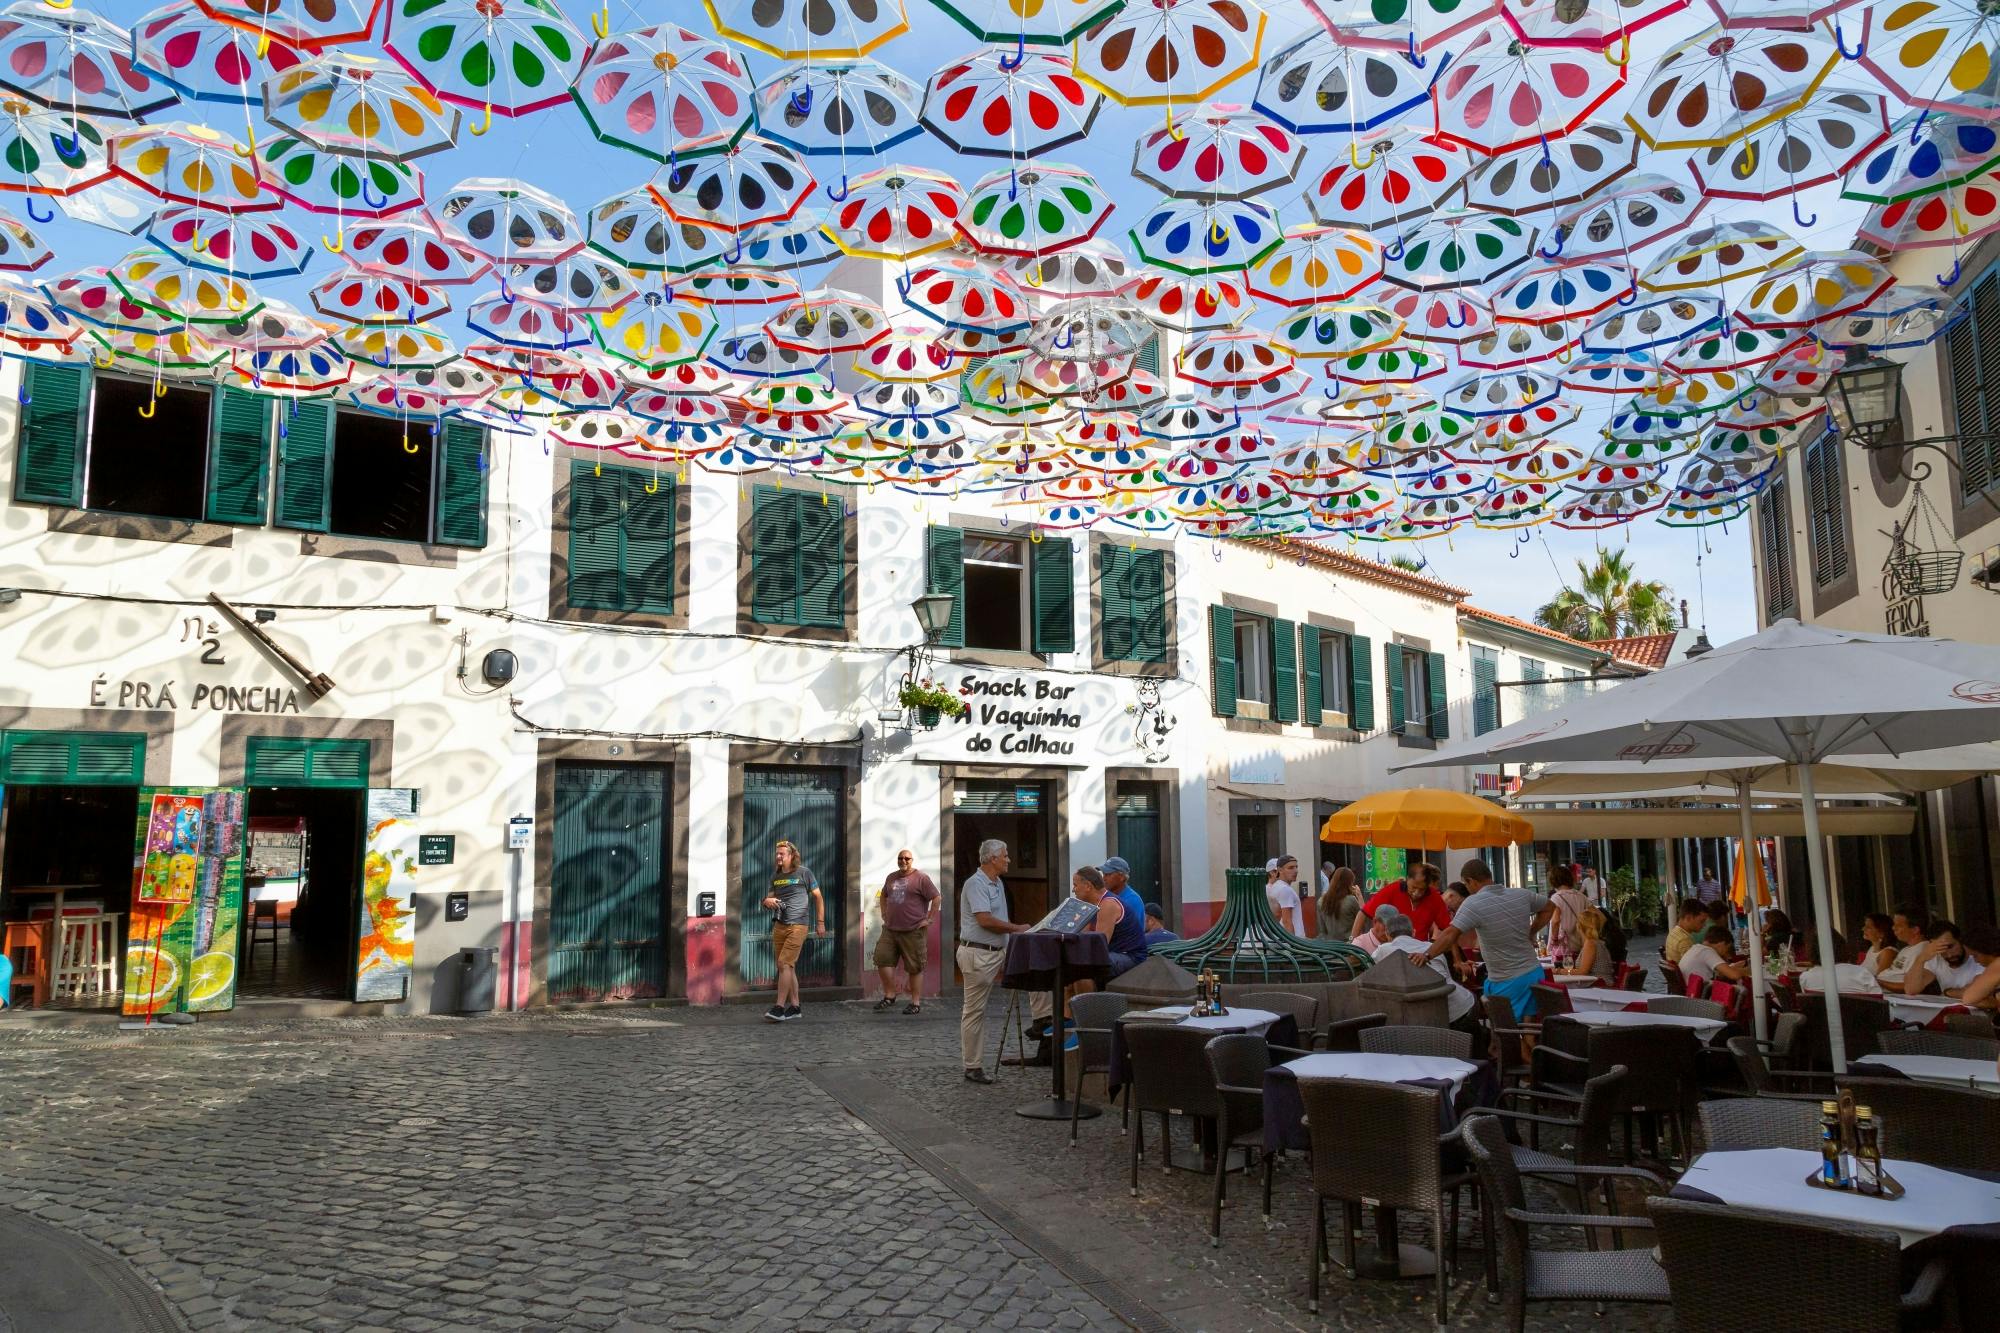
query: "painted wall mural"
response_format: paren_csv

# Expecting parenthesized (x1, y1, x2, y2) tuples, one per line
(358, 789, 419, 1003)
(126, 788, 247, 1018)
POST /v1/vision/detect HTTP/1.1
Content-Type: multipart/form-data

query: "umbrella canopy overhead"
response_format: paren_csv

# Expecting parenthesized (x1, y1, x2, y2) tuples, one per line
(1318, 787, 1534, 849)
(1512, 745, 2000, 802)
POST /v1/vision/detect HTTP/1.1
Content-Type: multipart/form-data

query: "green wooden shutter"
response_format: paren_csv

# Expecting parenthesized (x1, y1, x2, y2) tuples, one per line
(1208, 604, 1237, 718)
(1385, 641, 1406, 733)
(1426, 650, 1450, 739)
(1098, 544, 1133, 660)
(434, 419, 487, 547)
(567, 461, 625, 610)
(795, 490, 845, 627)
(0, 729, 144, 785)
(275, 400, 333, 531)
(749, 485, 798, 624)
(1272, 616, 1299, 723)
(1128, 547, 1167, 663)
(925, 525, 966, 648)
(1030, 535, 1075, 654)
(243, 736, 369, 788)
(1349, 634, 1374, 731)
(205, 386, 271, 524)
(12, 362, 88, 505)
(623, 470, 677, 613)
(1472, 651, 1499, 735)
(1300, 624, 1323, 725)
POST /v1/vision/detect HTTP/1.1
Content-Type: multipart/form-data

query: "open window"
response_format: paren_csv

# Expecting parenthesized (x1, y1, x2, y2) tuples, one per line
(85, 377, 211, 521)
(1301, 624, 1354, 726)
(1384, 642, 1450, 740)
(275, 406, 487, 548)
(924, 525, 1075, 655)
(1207, 606, 1299, 721)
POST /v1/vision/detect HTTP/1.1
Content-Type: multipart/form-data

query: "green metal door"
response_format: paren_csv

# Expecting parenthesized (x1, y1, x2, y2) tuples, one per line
(1114, 784, 1163, 908)
(740, 767, 845, 990)
(548, 764, 668, 1003)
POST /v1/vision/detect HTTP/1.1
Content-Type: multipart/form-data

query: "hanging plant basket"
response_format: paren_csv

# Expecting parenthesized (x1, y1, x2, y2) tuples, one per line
(917, 705, 941, 728)
(897, 679, 965, 730)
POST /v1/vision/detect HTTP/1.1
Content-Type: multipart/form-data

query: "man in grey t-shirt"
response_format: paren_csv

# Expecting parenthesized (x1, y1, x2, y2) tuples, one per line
(957, 839, 1026, 1084)
(1419, 859, 1552, 1020)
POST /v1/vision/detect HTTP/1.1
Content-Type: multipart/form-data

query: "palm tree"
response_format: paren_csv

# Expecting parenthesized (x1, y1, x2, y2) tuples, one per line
(1535, 550, 1677, 640)
(1388, 554, 1427, 574)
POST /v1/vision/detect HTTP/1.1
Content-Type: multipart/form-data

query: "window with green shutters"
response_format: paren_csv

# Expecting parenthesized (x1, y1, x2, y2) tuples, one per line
(1472, 646, 1500, 735)
(434, 419, 488, 547)
(1271, 616, 1299, 722)
(1385, 641, 1406, 733)
(0, 730, 144, 785)
(1098, 544, 1168, 664)
(567, 462, 677, 614)
(276, 401, 334, 531)
(1300, 624, 1322, 724)
(1208, 604, 1237, 718)
(749, 485, 846, 629)
(1029, 535, 1075, 653)
(206, 386, 272, 524)
(12, 362, 89, 505)
(923, 527, 1074, 654)
(275, 408, 489, 547)
(924, 526, 966, 647)
(1426, 650, 1450, 740)
(243, 736, 370, 788)
(1348, 633, 1374, 731)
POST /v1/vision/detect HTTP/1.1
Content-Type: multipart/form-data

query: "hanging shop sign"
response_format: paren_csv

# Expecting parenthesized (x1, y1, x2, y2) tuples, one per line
(947, 674, 1086, 757)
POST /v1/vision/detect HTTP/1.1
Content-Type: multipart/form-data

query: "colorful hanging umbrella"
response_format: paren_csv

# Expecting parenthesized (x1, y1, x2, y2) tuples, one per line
(854, 324, 956, 381)
(467, 290, 591, 348)
(0, 201, 50, 271)
(1701, 1, 1866, 34)
(253, 134, 426, 217)
(0, 5, 179, 119)
(1582, 292, 1724, 352)
(1251, 225, 1386, 307)
(754, 60, 924, 171)
(1132, 104, 1302, 201)
(957, 162, 1109, 257)
(588, 287, 718, 369)
(1459, 123, 1640, 217)
(106, 121, 274, 211)
(1367, 284, 1494, 345)
(1431, 12, 1629, 157)
(502, 253, 633, 313)
(1178, 328, 1293, 389)
(1304, 127, 1472, 232)
(1129, 196, 1281, 277)
(571, 24, 756, 165)
(133, 2, 307, 104)
(920, 46, 1101, 158)
(1560, 347, 1678, 397)
(263, 53, 461, 162)
(1120, 267, 1254, 331)
(383, 0, 586, 119)
(1844, 110, 2000, 204)
(343, 214, 492, 285)
(109, 250, 262, 325)
(1497, 0, 1691, 50)
(1861, 1, 2000, 120)
(679, 268, 801, 308)
(899, 254, 1032, 336)
(0, 102, 108, 199)
(1734, 250, 1896, 332)
(195, 0, 385, 53)
(1072, 0, 1267, 109)
(649, 136, 817, 235)
(336, 319, 455, 369)
(1625, 22, 1842, 150)
(705, 0, 911, 60)
(1857, 187, 2000, 260)
(929, 0, 1125, 46)
(1811, 281, 1962, 350)
(145, 205, 313, 277)
(1457, 318, 1578, 370)
(0, 271, 79, 353)
(1381, 209, 1536, 292)
(1637, 219, 1802, 293)
(818, 164, 961, 260)
(707, 328, 827, 378)
(1545, 170, 1705, 262)
(234, 339, 352, 397)
(1002, 238, 1132, 295)
(1252, 26, 1444, 138)
(1689, 88, 1890, 211)
(1028, 296, 1152, 360)
(764, 287, 890, 353)
(1316, 2, 1502, 56)
(311, 269, 448, 324)
(587, 185, 730, 272)
(438, 177, 584, 262)
(1490, 259, 1636, 326)
(1440, 367, 1559, 417)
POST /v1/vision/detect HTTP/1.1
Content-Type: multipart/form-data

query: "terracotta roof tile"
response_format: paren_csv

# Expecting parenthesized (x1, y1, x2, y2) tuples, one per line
(1455, 603, 1608, 656)
(1587, 633, 1677, 670)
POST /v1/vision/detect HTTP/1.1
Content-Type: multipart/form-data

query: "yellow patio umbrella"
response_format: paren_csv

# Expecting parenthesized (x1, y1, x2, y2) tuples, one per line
(1730, 840, 1772, 912)
(1318, 788, 1534, 851)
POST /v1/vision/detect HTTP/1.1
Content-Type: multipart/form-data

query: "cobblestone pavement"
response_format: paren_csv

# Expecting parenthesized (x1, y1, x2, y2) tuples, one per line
(0, 1006, 1129, 1333)
(0, 950, 1682, 1333)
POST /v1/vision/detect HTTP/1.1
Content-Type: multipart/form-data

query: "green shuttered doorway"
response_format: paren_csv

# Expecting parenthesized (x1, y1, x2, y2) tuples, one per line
(549, 763, 669, 1003)
(739, 767, 845, 990)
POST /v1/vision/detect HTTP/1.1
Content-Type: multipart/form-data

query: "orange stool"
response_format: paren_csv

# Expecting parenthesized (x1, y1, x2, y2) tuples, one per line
(4, 920, 50, 1008)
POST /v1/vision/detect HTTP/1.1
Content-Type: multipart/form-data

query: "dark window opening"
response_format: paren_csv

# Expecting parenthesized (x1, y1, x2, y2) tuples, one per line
(329, 410, 432, 543)
(1402, 651, 1430, 735)
(963, 534, 1026, 651)
(86, 378, 209, 521)
(1234, 612, 1272, 706)
(1318, 630, 1351, 718)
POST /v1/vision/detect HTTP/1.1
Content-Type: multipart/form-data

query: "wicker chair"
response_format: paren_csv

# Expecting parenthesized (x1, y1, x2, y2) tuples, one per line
(1067, 991, 1128, 1145)
(1203, 1033, 1277, 1246)
(1535, 1023, 1699, 1165)
(1531, 982, 1572, 1021)
(1359, 1023, 1475, 1061)
(1876, 1027, 2000, 1060)
(1648, 1195, 1948, 1331)
(1616, 962, 1646, 992)
(1695, 1096, 1824, 1152)
(1460, 1114, 1669, 1333)
(1798, 992, 1893, 1070)
(1482, 993, 1534, 1087)
(1321, 1011, 1387, 1052)
(1765, 1010, 1807, 1067)
(1723, 1036, 1833, 1101)
(1658, 960, 1686, 997)
(1123, 1022, 1225, 1197)
(1834, 1076, 2000, 1173)
(1299, 1077, 1465, 1325)
(1236, 990, 1320, 1047)
(1944, 1010, 1998, 1041)
(1644, 995, 1724, 1021)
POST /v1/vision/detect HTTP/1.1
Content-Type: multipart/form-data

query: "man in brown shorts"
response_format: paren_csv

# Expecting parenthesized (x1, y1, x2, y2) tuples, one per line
(761, 840, 823, 1022)
(873, 849, 939, 1014)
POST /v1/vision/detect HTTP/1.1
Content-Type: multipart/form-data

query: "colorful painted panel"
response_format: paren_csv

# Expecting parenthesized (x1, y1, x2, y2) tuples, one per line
(357, 789, 418, 1003)
(1364, 845, 1407, 896)
(125, 787, 247, 1018)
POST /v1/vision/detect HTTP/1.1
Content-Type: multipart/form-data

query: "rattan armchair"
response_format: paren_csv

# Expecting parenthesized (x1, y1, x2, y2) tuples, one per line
(1358, 1023, 1475, 1061)
(1067, 991, 1128, 1145)
(1724, 1035, 1833, 1101)
(1876, 1027, 2000, 1060)
(1533, 1023, 1699, 1165)
(1203, 1033, 1278, 1246)
(1834, 1075, 2000, 1173)
(1460, 1114, 1669, 1333)
(1482, 993, 1535, 1087)
(1123, 1022, 1223, 1197)
(1321, 1010, 1387, 1052)
(1799, 992, 1893, 1070)
(1235, 990, 1321, 1047)
(1644, 995, 1724, 1020)
(1695, 1095, 1823, 1151)
(1944, 1010, 1997, 1041)
(1648, 1195, 1948, 1331)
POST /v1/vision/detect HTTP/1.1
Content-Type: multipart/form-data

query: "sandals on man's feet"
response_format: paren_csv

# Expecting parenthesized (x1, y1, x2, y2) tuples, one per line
(903, 1002, 922, 1015)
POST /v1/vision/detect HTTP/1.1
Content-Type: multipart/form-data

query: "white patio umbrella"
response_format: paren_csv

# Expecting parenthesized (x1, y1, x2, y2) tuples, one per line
(1509, 744, 2000, 1041)
(1393, 619, 2000, 1071)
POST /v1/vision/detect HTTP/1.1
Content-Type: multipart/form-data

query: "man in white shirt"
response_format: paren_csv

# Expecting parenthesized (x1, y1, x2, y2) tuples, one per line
(1678, 926, 1749, 984)
(1876, 907, 1929, 986)
(1369, 908, 1475, 1023)
(1266, 854, 1306, 935)
(1577, 864, 1602, 904)
(1902, 920, 1987, 996)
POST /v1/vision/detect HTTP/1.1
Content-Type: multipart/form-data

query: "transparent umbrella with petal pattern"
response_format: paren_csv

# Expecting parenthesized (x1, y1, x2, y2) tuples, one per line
(1459, 123, 1641, 217)
(1431, 12, 1629, 158)
(957, 162, 1109, 257)
(107, 121, 275, 212)
(134, 2, 307, 104)
(438, 177, 584, 262)
(1861, 0, 2000, 121)
(383, 0, 586, 119)
(920, 46, 1102, 158)
(264, 55, 461, 162)
(571, 25, 757, 164)
(821, 164, 963, 260)
(1252, 26, 1445, 138)
(1305, 128, 1472, 233)
(1132, 104, 1302, 201)
(0, 5, 180, 119)
(649, 136, 818, 237)
(146, 206, 312, 278)
(196, 0, 386, 53)
(754, 61, 924, 174)
(1624, 22, 1842, 151)
(705, 0, 911, 60)
(1249, 224, 1384, 307)
(1129, 196, 1282, 277)
(1072, 0, 1268, 110)
(1637, 219, 1801, 293)
(1689, 88, 1890, 211)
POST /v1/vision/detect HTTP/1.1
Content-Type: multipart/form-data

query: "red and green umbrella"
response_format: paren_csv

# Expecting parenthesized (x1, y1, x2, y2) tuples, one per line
(134, 3, 307, 105)
(196, 0, 385, 54)
(957, 162, 1109, 257)
(571, 24, 757, 164)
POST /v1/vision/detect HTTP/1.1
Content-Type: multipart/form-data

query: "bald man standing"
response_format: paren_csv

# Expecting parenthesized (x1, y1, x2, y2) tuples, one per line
(873, 849, 940, 1014)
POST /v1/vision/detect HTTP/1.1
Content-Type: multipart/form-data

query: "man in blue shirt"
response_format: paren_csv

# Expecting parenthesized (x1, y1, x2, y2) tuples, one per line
(1143, 902, 1179, 949)
(1099, 857, 1149, 973)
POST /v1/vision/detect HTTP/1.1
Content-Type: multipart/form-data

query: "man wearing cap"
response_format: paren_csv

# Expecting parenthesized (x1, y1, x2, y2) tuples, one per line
(1143, 902, 1179, 949)
(1099, 856, 1150, 975)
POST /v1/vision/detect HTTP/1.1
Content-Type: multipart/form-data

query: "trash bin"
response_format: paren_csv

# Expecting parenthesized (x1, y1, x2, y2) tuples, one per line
(458, 946, 498, 1015)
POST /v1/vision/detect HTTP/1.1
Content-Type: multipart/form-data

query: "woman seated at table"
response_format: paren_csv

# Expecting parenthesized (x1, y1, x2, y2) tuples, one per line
(1572, 906, 1615, 983)
(1797, 930, 1883, 995)
(1761, 908, 1800, 959)
(1857, 913, 1897, 975)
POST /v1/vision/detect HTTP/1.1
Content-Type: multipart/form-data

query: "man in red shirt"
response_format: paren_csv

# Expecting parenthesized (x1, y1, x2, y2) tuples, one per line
(1352, 862, 1454, 941)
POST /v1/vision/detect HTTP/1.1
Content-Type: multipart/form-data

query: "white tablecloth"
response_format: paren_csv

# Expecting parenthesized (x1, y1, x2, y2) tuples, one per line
(1679, 1148, 2000, 1247)
(1566, 987, 1650, 1013)
(1568, 1009, 1728, 1040)
(1882, 993, 1971, 1027)
(1124, 1006, 1279, 1033)
(1282, 1051, 1477, 1089)
(1855, 1052, 2000, 1091)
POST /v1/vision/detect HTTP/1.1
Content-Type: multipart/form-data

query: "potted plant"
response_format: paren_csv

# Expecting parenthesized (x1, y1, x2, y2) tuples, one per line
(897, 679, 966, 728)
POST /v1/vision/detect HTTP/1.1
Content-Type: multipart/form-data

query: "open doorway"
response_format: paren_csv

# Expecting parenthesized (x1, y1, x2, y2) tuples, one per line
(237, 787, 363, 999)
(0, 784, 140, 1008)
(952, 778, 1058, 962)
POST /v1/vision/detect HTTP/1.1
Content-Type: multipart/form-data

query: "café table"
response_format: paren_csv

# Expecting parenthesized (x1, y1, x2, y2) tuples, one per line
(1108, 1005, 1292, 1093)
(1564, 985, 1651, 1014)
(1882, 992, 1972, 1028)
(1673, 1147, 2000, 1249)
(1265, 1051, 1484, 1280)
(1852, 1053, 2000, 1092)
(1000, 929, 1111, 1122)
(1567, 1009, 1729, 1042)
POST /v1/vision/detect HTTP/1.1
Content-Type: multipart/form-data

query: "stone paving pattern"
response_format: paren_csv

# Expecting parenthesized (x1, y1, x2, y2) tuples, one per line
(0, 969, 1680, 1333)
